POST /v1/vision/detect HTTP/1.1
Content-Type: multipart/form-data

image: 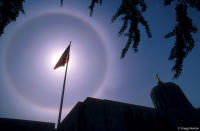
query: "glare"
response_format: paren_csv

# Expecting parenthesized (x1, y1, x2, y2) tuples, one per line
(49, 47, 77, 73)
(50, 51, 65, 72)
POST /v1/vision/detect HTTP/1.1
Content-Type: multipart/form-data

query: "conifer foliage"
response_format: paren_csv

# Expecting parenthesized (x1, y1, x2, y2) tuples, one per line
(89, 0, 200, 78)
(89, 0, 102, 16)
(165, 1, 199, 78)
(0, 0, 25, 36)
(111, 0, 152, 58)
(89, 0, 152, 58)
(0, 0, 200, 78)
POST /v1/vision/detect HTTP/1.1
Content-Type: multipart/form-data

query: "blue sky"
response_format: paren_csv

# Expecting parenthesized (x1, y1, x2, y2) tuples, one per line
(0, 0, 200, 124)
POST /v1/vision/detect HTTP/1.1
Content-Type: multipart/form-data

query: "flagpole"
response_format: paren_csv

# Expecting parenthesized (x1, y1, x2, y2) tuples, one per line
(57, 57, 69, 128)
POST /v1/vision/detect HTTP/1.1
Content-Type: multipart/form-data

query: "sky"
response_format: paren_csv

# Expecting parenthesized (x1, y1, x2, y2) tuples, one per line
(0, 0, 200, 125)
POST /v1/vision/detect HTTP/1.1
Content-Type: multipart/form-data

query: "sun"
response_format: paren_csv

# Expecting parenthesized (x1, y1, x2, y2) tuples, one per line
(49, 46, 77, 73)
(50, 52, 61, 67)
(50, 51, 66, 72)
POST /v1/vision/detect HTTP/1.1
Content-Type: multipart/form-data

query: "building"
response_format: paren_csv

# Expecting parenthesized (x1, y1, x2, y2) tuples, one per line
(1, 77, 199, 131)
(57, 78, 200, 131)
(150, 80, 200, 130)
(58, 97, 170, 131)
(0, 118, 55, 131)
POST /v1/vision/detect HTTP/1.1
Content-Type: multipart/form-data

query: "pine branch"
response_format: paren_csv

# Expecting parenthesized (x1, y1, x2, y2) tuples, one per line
(186, 0, 200, 10)
(165, 3, 197, 78)
(61, 0, 63, 7)
(0, 0, 25, 36)
(89, 0, 102, 16)
(112, 0, 151, 58)
(164, 0, 175, 5)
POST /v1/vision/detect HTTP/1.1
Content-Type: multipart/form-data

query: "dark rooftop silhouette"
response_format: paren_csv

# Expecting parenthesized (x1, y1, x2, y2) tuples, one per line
(1, 80, 200, 131)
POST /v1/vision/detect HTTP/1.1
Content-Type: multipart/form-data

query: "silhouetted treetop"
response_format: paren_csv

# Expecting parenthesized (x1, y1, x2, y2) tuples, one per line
(0, 0, 25, 37)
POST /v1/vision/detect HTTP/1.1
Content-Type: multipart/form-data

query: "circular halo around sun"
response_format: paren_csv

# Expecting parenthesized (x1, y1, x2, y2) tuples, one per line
(4, 11, 109, 111)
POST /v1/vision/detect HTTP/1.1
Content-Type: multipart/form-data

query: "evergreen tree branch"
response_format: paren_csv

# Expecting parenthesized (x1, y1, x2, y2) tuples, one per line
(89, 0, 102, 16)
(61, 0, 63, 7)
(165, 3, 197, 78)
(112, 0, 151, 58)
(164, 0, 175, 5)
(0, 0, 200, 79)
(0, 0, 25, 36)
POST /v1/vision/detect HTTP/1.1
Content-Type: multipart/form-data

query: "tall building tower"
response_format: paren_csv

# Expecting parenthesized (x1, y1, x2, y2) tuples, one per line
(150, 75, 200, 130)
(150, 74, 193, 111)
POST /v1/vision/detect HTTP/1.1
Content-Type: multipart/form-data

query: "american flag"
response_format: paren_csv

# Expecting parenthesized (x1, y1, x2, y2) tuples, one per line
(54, 43, 71, 70)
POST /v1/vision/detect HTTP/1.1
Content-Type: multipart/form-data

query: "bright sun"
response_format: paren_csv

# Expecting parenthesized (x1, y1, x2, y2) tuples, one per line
(49, 48, 76, 73)
(50, 51, 65, 72)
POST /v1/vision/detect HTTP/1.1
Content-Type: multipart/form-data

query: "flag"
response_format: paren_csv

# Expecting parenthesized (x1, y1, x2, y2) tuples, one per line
(54, 44, 71, 70)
